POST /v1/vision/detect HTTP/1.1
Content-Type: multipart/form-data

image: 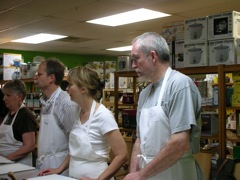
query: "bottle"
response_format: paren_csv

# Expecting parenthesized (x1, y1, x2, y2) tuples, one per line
(213, 86, 218, 106)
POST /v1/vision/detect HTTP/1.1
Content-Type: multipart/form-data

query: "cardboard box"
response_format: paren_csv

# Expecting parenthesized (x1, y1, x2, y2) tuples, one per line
(175, 40, 184, 68)
(117, 56, 132, 71)
(208, 11, 240, 40)
(184, 17, 208, 43)
(0, 53, 22, 80)
(184, 41, 208, 67)
(209, 38, 237, 66)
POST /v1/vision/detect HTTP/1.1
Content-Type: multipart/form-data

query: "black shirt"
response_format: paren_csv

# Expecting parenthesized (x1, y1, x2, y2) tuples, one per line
(4, 107, 38, 142)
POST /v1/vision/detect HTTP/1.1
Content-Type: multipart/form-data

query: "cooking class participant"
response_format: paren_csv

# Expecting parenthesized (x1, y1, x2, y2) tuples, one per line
(0, 80, 37, 166)
(124, 32, 204, 180)
(38, 66, 128, 180)
(34, 58, 78, 175)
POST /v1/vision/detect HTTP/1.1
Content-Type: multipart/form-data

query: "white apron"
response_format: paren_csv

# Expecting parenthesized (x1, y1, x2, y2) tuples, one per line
(37, 89, 69, 175)
(139, 67, 202, 180)
(69, 100, 114, 180)
(0, 104, 32, 166)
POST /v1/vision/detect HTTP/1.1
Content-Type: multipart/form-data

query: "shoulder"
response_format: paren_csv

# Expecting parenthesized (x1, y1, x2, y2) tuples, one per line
(57, 90, 77, 106)
(168, 70, 198, 91)
(18, 107, 35, 117)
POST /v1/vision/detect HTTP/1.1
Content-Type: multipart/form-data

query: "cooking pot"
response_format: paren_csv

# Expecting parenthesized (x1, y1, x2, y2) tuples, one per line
(189, 23, 203, 39)
(216, 20, 227, 32)
(187, 48, 203, 64)
(213, 45, 230, 62)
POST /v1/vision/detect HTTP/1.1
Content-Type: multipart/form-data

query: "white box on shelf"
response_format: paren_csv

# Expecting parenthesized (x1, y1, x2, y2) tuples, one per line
(184, 16, 208, 43)
(183, 41, 208, 67)
(0, 53, 22, 80)
(209, 38, 237, 66)
(0, 67, 16, 80)
(175, 40, 184, 68)
(117, 56, 132, 71)
(208, 11, 240, 40)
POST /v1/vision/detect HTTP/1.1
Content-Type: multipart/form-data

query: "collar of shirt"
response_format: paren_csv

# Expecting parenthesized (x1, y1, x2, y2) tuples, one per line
(40, 87, 61, 107)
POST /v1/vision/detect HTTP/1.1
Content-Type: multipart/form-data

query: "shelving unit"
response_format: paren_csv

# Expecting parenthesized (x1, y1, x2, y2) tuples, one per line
(114, 71, 138, 125)
(114, 64, 240, 159)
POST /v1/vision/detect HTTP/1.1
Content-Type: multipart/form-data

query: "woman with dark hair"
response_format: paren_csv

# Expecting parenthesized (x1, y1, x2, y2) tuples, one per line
(0, 80, 37, 166)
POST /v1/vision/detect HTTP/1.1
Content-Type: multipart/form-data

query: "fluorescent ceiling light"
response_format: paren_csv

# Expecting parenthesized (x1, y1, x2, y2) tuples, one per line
(107, 46, 132, 51)
(11, 33, 67, 44)
(87, 8, 170, 26)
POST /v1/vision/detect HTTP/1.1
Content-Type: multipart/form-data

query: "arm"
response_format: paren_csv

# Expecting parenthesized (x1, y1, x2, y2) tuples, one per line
(97, 130, 128, 180)
(140, 131, 190, 178)
(124, 131, 190, 180)
(129, 138, 141, 173)
(6, 132, 35, 161)
(38, 155, 70, 176)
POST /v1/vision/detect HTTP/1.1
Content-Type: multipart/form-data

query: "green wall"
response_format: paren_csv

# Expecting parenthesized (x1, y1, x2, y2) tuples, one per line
(0, 49, 117, 68)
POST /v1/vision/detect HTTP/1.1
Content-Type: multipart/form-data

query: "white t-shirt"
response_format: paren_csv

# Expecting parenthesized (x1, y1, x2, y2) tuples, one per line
(81, 104, 119, 157)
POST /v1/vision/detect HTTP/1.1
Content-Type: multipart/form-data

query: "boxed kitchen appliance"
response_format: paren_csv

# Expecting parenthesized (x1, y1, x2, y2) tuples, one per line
(201, 112, 218, 136)
(184, 16, 208, 43)
(175, 40, 184, 68)
(208, 11, 240, 40)
(117, 55, 133, 71)
(184, 41, 208, 67)
(209, 38, 237, 66)
(0, 53, 22, 80)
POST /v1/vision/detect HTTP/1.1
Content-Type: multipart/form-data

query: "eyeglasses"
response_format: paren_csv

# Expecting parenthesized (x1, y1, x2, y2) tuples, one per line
(35, 72, 47, 77)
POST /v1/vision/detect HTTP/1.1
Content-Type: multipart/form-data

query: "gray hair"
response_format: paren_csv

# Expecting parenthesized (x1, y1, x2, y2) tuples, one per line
(132, 32, 170, 62)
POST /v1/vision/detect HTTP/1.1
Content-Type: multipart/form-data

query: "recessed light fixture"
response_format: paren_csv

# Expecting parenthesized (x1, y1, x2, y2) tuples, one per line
(11, 33, 67, 44)
(107, 46, 132, 51)
(87, 8, 170, 27)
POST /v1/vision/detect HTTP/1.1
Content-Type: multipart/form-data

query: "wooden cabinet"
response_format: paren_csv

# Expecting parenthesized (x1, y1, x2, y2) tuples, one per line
(178, 64, 240, 158)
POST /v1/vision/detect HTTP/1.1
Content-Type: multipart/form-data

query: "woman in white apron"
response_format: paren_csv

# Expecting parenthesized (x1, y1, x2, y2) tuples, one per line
(0, 80, 37, 166)
(38, 66, 128, 180)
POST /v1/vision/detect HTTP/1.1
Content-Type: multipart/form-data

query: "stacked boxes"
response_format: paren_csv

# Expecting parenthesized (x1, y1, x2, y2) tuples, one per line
(161, 22, 184, 68)
(184, 17, 208, 67)
(183, 11, 240, 67)
(208, 11, 240, 66)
